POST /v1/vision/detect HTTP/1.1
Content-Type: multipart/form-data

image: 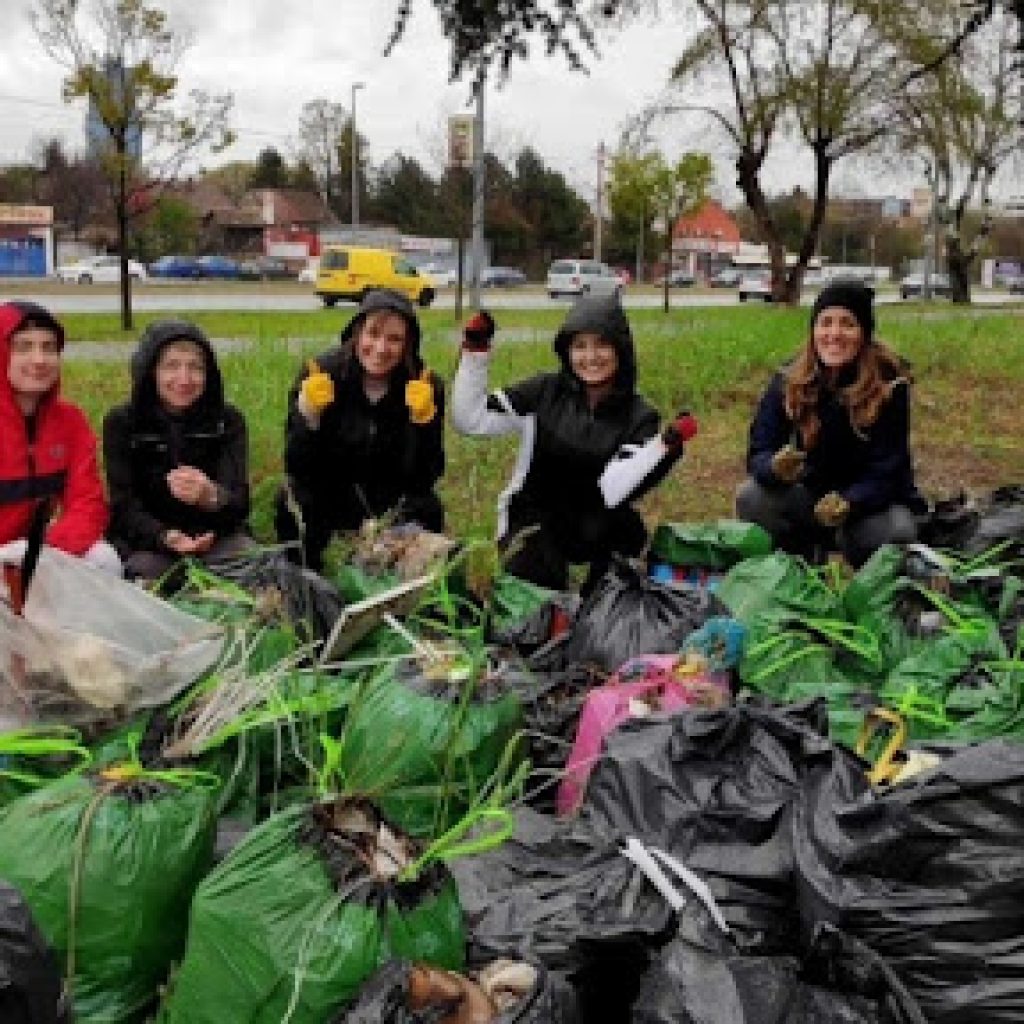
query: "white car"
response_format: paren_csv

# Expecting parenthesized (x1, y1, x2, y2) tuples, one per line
(56, 254, 147, 284)
(297, 261, 319, 284)
(546, 259, 622, 299)
(419, 262, 459, 288)
(737, 274, 774, 302)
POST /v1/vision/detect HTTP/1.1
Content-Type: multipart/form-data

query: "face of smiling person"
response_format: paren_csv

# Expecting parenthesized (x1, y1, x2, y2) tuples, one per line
(7, 325, 61, 409)
(568, 331, 618, 390)
(156, 340, 207, 413)
(813, 307, 865, 370)
(355, 311, 409, 382)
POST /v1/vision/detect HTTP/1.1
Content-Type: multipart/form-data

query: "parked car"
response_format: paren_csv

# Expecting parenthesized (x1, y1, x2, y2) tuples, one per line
(195, 255, 240, 280)
(656, 269, 696, 288)
(899, 272, 951, 299)
(237, 257, 292, 281)
(297, 260, 319, 284)
(419, 262, 459, 288)
(481, 266, 527, 288)
(315, 245, 434, 307)
(709, 268, 742, 288)
(738, 273, 774, 302)
(546, 259, 622, 298)
(149, 255, 203, 279)
(1008, 275, 1024, 294)
(55, 254, 147, 284)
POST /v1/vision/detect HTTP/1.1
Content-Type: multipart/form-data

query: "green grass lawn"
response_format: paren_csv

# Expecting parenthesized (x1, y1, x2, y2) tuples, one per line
(59, 303, 1024, 543)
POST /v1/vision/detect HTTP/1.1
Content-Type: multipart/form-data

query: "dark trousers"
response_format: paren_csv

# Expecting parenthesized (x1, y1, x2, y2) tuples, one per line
(735, 477, 917, 567)
(274, 484, 444, 573)
(123, 531, 254, 581)
(501, 507, 648, 592)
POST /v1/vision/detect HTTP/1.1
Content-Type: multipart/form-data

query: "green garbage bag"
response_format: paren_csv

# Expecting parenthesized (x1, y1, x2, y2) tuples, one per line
(0, 772, 216, 1024)
(650, 520, 773, 570)
(338, 662, 523, 837)
(488, 573, 556, 634)
(158, 798, 465, 1024)
(739, 614, 883, 747)
(718, 553, 842, 626)
(881, 628, 1024, 742)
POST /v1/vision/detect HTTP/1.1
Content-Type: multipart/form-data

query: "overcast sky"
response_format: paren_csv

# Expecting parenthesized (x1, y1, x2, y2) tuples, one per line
(2, 0, 1008, 206)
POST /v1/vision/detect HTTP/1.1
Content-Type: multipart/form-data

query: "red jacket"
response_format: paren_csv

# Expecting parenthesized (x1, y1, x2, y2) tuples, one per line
(0, 303, 108, 555)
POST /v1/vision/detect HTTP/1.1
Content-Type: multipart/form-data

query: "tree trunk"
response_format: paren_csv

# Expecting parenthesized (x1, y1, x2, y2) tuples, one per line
(117, 148, 133, 332)
(946, 234, 972, 304)
(736, 147, 787, 300)
(782, 145, 833, 306)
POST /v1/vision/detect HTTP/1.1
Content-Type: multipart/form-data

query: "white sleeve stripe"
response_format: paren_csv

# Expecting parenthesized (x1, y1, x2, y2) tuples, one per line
(599, 434, 669, 507)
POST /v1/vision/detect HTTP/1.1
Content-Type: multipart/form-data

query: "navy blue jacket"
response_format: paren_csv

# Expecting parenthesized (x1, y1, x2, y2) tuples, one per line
(747, 364, 924, 517)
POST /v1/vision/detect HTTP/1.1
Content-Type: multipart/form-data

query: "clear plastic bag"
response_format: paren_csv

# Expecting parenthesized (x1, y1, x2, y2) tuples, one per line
(0, 547, 223, 730)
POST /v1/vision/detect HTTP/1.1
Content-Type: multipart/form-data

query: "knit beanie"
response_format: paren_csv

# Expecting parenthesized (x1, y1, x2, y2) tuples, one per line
(810, 279, 875, 342)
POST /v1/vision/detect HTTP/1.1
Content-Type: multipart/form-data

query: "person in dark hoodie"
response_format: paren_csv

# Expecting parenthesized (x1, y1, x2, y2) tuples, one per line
(736, 279, 925, 567)
(0, 301, 120, 576)
(451, 294, 697, 591)
(102, 319, 251, 579)
(274, 288, 445, 571)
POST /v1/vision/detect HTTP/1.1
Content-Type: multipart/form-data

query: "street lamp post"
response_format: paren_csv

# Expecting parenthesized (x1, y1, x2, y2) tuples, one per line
(351, 81, 365, 229)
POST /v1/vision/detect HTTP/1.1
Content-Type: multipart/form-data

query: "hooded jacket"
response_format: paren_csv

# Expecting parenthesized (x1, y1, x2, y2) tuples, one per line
(283, 289, 445, 519)
(747, 357, 925, 516)
(102, 319, 249, 552)
(452, 293, 678, 539)
(0, 302, 108, 554)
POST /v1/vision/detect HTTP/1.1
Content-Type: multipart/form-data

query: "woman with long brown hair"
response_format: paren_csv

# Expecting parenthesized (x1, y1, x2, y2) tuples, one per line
(736, 279, 925, 566)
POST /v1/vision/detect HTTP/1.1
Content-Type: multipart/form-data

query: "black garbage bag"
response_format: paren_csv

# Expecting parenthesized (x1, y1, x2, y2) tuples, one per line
(337, 957, 580, 1023)
(793, 739, 1024, 1022)
(0, 881, 68, 1024)
(537, 559, 725, 674)
(489, 593, 580, 658)
(580, 700, 843, 955)
(212, 548, 345, 644)
(917, 492, 977, 550)
(632, 912, 925, 1024)
(450, 807, 675, 1020)
(961, 485, 1024, 555)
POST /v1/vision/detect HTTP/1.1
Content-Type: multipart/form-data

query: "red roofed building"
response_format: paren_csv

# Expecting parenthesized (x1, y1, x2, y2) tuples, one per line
(671, 199, 742, 279)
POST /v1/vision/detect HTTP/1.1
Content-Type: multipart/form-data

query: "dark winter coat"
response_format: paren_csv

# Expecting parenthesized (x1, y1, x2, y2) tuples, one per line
(103, 320, 250, 552)
(747, 359, 925, 517)
(283, 289, 445, 523)
(452, 293, 678, 540)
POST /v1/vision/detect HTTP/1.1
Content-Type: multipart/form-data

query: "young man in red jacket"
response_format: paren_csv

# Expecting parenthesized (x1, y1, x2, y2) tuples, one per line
(0, 301, 120, 574)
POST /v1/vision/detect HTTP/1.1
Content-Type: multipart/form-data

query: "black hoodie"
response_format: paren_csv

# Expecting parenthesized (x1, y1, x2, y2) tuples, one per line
(452, 293, 678, 539)
(282, 288, 445, 519)
(102, 319, 250, 551)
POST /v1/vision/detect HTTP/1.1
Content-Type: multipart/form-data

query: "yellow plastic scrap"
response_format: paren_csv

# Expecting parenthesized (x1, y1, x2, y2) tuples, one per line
(301, 359, 335, 413)
(405, 370, 437, 425)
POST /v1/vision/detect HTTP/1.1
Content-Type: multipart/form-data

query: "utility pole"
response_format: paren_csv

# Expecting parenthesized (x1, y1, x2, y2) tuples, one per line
(470, 63, 486, 311)
(351, 81, 365, 229)
(923, 165, 937, 300)
(594, 140, 605, 262)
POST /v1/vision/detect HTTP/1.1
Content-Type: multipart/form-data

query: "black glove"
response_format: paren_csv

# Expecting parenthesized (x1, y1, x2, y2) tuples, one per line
(462, 310, 495, 352)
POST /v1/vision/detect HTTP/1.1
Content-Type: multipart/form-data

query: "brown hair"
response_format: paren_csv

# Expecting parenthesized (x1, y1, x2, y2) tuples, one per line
(784, 338, 910, 449)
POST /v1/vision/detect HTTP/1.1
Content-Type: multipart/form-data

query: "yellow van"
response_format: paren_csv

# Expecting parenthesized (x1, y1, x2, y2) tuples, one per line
(314, 246, 436, 308)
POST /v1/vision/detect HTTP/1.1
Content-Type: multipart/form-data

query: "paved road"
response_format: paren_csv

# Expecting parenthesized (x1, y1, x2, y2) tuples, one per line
(5, 283, 1023, 314)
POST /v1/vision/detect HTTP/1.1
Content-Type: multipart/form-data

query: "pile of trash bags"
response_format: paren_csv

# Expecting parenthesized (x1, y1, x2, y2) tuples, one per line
(0, 499, 1022, 1023)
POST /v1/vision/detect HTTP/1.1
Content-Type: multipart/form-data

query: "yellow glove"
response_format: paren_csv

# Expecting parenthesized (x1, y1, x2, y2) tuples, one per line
(814, 492, 850, 528)
(405, 370, 437, 425)
(300, 359, 335, 415)
(771, 444, 806, 484)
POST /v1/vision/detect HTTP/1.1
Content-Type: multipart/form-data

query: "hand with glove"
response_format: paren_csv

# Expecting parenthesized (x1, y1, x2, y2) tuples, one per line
(662, 410, 699, 450)
(462, 310, 495, 352)
(405, 369, 437, 425)
(814, 491, 850, 528)
(771, 444, 806, 484)
(297, 359, 335, 427)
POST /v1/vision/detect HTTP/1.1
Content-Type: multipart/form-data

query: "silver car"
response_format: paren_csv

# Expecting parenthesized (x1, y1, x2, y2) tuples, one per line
(546, 259, 622, 299)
